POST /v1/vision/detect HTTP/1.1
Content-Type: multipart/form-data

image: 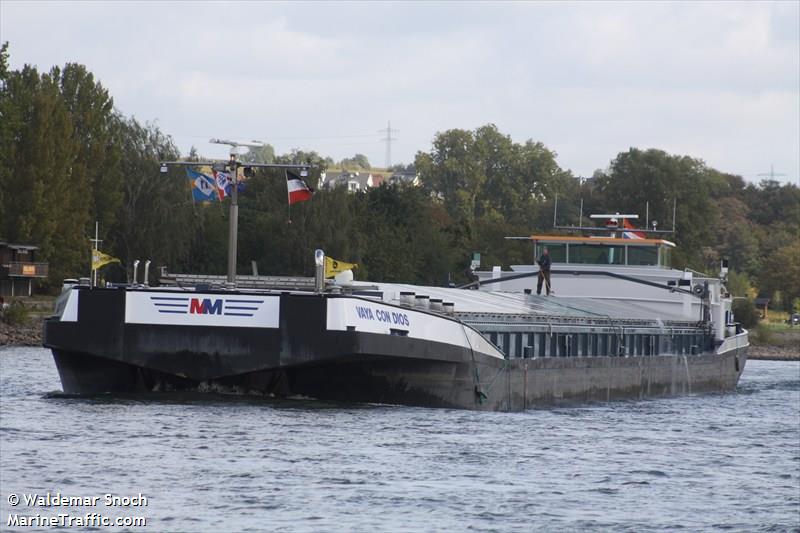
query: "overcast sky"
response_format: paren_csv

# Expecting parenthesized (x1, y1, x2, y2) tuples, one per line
(2, 1, 798, 183)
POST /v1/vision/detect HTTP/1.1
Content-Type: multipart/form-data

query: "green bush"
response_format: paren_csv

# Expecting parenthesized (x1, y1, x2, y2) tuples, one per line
(732, 299, 760, 329)
(0, 300, 30, 326)
(750, 324, 774, 345)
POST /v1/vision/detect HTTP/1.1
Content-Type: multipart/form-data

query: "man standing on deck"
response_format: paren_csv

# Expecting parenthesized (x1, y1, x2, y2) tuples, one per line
(537, 247, 552, 296)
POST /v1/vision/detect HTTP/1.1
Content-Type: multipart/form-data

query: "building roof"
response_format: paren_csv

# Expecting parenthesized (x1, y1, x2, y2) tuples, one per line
(324, 171, 372, 189)
(0, 242, 39, 251)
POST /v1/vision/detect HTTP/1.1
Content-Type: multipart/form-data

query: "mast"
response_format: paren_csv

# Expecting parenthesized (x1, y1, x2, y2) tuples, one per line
(161, 139, 312, 288)
(209, 139, 265, 285)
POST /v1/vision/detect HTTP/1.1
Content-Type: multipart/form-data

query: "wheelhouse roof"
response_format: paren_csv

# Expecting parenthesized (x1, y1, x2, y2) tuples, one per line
(529, 235, 676, 248)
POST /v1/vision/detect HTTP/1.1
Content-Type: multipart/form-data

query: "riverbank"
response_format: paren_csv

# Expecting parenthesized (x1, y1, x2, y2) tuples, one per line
(747, 345, 800, 361)
(749, 327, 800, 361)
(0, 315, 44, 347)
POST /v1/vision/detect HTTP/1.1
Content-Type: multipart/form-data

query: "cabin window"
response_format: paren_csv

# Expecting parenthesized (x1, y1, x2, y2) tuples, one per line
(626, 245, 659, 266)
(536, 243, 566, 263)
(659, 246, 672, 268)
(568, 244, 625, 265)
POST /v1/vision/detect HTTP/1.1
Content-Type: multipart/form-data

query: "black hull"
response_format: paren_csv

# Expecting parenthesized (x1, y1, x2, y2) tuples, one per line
(50, 347, 747, 411)
(44, 288, 748, 411)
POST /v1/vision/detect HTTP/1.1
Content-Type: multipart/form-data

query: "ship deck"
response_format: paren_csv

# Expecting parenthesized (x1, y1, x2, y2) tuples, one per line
(358, 282, 699, 328)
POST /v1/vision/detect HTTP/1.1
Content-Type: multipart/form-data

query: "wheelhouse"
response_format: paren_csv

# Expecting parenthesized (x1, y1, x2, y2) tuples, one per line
(531, 236, 675, 268)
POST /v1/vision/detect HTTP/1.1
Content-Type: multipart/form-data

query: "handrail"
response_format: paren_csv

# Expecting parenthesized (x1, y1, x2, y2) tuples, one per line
(459, 268, 698, 297)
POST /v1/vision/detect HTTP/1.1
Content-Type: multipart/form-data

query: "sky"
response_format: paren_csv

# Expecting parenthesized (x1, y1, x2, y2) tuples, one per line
(1, 1, 798, 184)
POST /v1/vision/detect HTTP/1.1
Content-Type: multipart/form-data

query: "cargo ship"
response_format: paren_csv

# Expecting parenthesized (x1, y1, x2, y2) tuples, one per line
(42, 214, 748, 411)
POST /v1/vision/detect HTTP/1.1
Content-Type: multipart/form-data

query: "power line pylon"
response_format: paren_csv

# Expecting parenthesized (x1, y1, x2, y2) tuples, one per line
(379, 121, 398, 169)
(757, 164, 786, 182)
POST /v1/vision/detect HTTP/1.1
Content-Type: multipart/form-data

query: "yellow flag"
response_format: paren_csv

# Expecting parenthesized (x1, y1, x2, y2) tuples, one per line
(325, 256, 358, 279)
(92, 249, 120, 270)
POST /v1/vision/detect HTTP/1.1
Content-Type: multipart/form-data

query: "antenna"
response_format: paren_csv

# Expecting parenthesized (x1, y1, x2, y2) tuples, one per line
(672, 198, 676, 233)
(553, 194, 558, 227)
(378, 121, 398, 168)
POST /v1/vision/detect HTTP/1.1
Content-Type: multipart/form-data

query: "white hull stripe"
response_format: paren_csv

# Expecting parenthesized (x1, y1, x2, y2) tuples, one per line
(326, 298, 504, 360)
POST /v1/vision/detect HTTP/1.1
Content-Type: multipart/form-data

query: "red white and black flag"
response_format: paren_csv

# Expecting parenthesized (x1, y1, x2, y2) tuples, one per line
(286, 170, 313, 205)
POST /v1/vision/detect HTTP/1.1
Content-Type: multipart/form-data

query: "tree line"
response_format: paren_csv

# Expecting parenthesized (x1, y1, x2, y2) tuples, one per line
(1, 46, 798, 312)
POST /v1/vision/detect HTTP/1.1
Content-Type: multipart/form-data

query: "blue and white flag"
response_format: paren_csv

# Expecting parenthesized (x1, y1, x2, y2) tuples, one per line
(213, 170, 231, 200)
(186, 168, 218, 202)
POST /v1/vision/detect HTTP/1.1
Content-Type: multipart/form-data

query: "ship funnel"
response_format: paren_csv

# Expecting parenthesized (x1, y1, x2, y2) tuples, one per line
(400, 291, 415, 306)
(430, 298, 443, 312)
(132, 260, 140, 285)
(144, 260, 151, 287)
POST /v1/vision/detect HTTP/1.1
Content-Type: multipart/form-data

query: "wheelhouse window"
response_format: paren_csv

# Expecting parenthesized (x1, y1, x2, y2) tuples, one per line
(569, 244, 625, 265)
(535, 243, 566, 263)
(627, 245, 659, 266)
(659, 246, 672, 268)
(534, 239, 671, 267)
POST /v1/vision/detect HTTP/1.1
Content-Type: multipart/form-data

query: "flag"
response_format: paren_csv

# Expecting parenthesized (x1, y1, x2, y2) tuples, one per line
(213, 170, 231, 200)
(325, 256, 358, 279)
(92, 249, 120, 270)
(186, 168, 218, 202)
(286, 170, 313, 205)
(622, 218, 646, 239)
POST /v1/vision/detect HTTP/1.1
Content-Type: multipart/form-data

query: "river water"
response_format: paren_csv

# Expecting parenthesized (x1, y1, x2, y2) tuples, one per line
(1, 347, 798, 532)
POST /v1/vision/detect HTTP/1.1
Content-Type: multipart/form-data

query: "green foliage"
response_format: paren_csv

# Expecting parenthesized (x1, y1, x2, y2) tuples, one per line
(2, 49, 798, 299)
(415, 124, 571, 270)
(0, 300, 30, 326)
(111, 117, 193, 282)
(0, 62, 86, 285)
(0, 47, 195, 286)
(750, 324, 774, 345)
(242, 144, 275, 165)
(339, 153, 370, 170)
(732, 298, 760, 329)
(726, 270, 754, 298)
(758, 241, 800, 313)
(593, 148, 720, 269)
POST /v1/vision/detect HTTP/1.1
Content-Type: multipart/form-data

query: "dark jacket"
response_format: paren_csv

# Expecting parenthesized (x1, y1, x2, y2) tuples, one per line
(538, 253, 551, 272)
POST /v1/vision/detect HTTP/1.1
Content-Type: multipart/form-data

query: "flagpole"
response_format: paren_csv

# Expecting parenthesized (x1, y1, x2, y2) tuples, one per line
(227, 150, 239, 286)
(89, 221, 101, 288)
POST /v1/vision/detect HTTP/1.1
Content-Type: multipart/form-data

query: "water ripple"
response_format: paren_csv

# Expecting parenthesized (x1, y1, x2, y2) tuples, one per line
(1, 347, 798, 532)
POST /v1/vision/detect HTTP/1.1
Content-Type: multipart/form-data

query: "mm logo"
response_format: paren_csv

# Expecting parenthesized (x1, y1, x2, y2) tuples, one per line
(189, 298, 222, 315)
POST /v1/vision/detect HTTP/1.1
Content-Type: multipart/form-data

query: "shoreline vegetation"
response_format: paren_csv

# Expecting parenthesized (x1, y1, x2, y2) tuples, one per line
(2, 312, 797, 361)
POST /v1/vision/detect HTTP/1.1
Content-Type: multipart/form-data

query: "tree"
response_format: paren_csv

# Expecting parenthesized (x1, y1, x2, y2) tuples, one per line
(111, 117, 195, 281)
(595, 148, 720, 269)
(0, 62, 87, 284)
(758, 241, 800, 312)
(339, 153, 370, 170)
(242, 144, 275, 165)
(56, 63, 123, 244)
(415, 124, 570, 265)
